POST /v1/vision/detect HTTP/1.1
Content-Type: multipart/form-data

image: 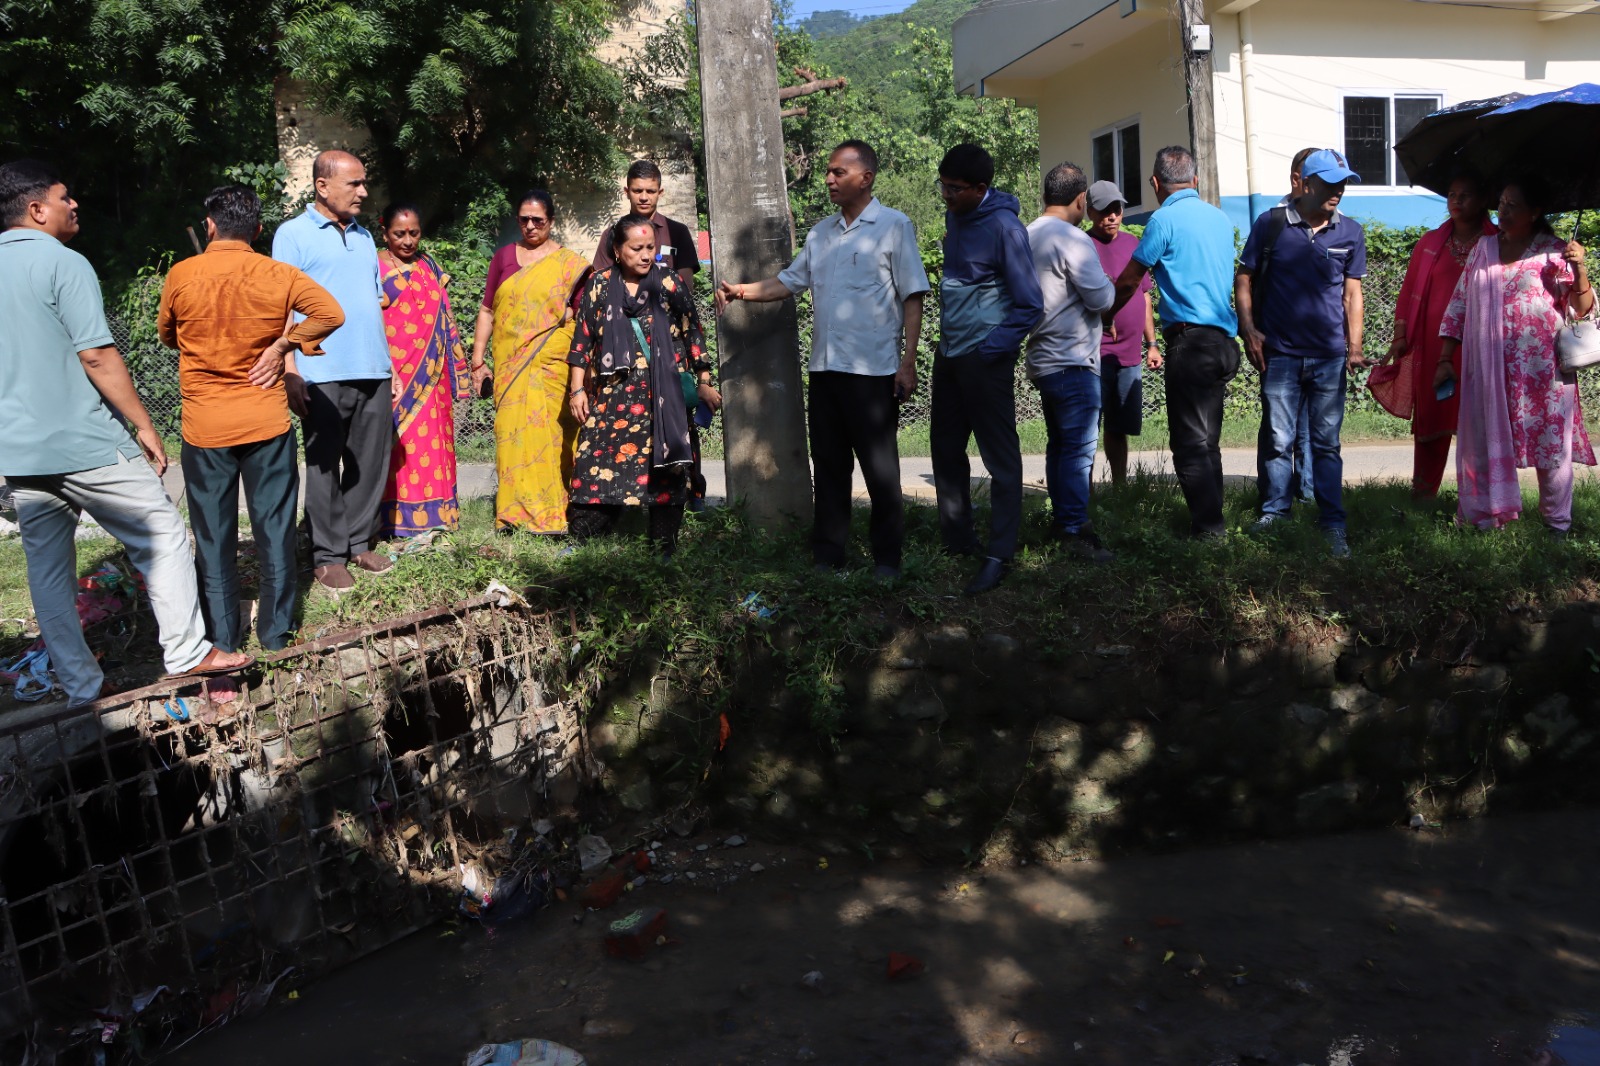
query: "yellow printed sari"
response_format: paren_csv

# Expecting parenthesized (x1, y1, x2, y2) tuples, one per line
(491, 247, 590, 531)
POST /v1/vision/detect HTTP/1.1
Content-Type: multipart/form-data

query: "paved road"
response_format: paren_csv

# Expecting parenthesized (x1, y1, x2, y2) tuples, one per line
(453, 442, 1594, 507)
(5, 442, 1591, 528)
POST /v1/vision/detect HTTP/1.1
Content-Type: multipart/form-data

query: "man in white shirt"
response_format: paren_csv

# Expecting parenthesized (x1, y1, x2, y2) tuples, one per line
(1025, 161, 1116, 562)
(718, 140, 929, 579)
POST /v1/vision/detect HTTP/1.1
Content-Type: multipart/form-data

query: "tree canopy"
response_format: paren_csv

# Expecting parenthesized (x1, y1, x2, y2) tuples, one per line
(1, 0, 633, 286)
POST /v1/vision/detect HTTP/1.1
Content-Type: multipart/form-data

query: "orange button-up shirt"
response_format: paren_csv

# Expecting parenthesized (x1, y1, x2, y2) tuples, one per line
(157, 240, 344, 448)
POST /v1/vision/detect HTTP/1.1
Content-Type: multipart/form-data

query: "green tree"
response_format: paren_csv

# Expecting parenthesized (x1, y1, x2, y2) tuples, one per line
(278, 0, 629, 226)
(0, 0, 282, 277)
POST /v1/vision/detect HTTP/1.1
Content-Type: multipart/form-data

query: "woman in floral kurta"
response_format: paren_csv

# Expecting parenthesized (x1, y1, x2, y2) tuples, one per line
(1438, 180, 1595, 533)
(565, 215, 714, 555)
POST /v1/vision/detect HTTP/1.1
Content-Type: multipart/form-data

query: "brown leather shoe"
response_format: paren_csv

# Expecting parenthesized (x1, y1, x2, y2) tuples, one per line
(350, 550, 393, 574)
(314, 563, 356, 589)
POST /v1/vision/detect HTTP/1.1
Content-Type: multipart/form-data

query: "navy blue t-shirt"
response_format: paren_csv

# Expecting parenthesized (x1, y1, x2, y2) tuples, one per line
(1239, 205, 1367, 359)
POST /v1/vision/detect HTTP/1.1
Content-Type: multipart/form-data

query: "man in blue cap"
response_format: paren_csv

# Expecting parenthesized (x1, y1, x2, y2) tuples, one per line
(1235, 148, 1370, 557)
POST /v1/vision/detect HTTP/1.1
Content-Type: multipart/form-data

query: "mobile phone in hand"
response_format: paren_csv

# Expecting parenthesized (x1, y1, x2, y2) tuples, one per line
(1435, 377, 1456, 402)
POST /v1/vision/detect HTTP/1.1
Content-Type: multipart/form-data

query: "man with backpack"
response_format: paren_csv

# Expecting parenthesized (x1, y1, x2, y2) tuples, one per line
(1236, 149, 1371, 557)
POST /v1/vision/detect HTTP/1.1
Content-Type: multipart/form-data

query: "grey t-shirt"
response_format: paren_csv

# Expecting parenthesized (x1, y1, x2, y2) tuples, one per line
(1023, 215, 1116, 380)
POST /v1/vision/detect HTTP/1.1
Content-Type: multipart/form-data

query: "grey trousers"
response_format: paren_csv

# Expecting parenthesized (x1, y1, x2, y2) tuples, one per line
(303, 378, 395, 567)
(8, 453, 212, 706)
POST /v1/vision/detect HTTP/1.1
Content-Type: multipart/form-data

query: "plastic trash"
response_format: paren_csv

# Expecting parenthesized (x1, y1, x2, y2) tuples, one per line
(577, 834, 612, 874)
(604, 907, 668, 960)
(4, 644, 52, 702)
(886, 952, 925, 981)
(800, 970, 825, 990)
(579, 851, 651, 910)
(738, 592, 774, 619)
(461, 866, 549, 925)
(465, 1039, 586, 1066)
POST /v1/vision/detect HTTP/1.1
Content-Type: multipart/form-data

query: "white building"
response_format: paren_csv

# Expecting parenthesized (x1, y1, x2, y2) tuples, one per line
(952, 0, 1600, 230)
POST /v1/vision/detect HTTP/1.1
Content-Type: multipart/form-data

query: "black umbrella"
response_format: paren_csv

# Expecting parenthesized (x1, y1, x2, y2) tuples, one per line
(1473, 84, 1600, 213)
(1392, 92, 1524, 197)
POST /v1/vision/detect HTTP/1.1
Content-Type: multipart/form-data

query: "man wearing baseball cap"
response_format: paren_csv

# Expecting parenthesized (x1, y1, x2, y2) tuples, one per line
(1085, 180, 1159, 487)
(1235, 148, 1370, 558)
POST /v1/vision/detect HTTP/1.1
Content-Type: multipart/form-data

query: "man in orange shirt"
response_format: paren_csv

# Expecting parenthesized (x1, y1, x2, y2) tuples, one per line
(157, 185, 343, 652)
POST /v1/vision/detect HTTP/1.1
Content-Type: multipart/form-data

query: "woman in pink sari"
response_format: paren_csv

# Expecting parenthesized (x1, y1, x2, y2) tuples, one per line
(1375, 173, 1494, 497)
(1436, 178, 1595, 534)
(377, 204, 468, 538)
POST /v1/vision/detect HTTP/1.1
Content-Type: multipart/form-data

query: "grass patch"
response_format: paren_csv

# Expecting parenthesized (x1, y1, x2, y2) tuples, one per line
(6, 480, 1596, 733)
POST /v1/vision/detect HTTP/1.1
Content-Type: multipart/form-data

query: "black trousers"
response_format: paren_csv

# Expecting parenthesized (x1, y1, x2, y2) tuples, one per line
(568, 502, 684, 551)
(1163, 325, 1241, 535)
(808, 371, 904, 568)
(929, 353, 1022, 561)
(303, 378, 395, 567)
(182, 430, 299, 651)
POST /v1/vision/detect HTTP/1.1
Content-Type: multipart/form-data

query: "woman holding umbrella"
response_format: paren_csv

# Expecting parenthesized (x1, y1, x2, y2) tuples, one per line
(1435, 176, 1594, 534)
(1374, 171, 1495, 498)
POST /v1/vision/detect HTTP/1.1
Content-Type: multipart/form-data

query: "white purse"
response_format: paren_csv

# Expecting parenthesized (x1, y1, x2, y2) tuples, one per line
(1557, 304, 1600, 372)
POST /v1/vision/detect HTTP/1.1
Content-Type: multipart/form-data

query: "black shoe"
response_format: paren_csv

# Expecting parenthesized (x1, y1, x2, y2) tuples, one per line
(1059, 529, 1114, 564)
(962, 556, 1008, 596)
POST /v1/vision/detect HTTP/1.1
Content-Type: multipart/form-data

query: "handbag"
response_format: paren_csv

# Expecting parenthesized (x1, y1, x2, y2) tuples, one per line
(629, 316, 700, 409)
(1557, 303, 1600, 372)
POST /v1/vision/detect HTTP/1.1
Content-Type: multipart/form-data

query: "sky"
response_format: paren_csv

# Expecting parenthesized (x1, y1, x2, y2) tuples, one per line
(786, 0, 916, 19)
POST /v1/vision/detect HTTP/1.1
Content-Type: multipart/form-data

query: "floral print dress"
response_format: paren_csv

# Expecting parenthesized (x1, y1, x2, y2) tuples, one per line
(1439, 232, 1595, 469)
(566, 268, 708, 507)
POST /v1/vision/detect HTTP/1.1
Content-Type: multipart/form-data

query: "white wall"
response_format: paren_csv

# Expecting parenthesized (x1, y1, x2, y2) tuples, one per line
(1033, 22, 1192, 220)
(1213, 0, 1600, 221)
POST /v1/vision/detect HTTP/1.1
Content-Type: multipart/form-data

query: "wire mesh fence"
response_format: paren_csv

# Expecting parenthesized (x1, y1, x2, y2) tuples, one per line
(109, 249, 1594, 459)
(0, 599, 582, 1060)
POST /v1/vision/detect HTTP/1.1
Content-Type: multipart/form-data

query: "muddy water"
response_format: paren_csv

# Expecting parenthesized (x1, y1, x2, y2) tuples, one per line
(160, 808, 1600, 1065)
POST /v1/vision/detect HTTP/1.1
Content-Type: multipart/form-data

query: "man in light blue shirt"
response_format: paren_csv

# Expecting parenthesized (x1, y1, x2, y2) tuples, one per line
(1107, 145, 1242, 538)
(272, 149, 396, 589)
(717, 140, 929, 579)
(0, 159, 251, 705)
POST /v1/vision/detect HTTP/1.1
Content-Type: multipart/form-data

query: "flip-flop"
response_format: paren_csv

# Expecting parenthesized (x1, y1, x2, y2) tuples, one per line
(160, 697, 191, 722)
(166, 650, 256, 680)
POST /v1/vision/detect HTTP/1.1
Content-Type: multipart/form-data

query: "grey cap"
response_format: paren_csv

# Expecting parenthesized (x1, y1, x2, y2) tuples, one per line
(1088, 180, 1127, 210)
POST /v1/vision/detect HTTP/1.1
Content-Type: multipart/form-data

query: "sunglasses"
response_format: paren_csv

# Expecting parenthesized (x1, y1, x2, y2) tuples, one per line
(519, 216, 551, 227)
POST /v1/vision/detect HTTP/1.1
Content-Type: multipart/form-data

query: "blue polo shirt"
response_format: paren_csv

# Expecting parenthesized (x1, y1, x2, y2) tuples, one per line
(0, 229, 140, 476)
(1238, 204, 1367, 359)
(1131, 189, 1238, 335)
(271, 205, 389, 383)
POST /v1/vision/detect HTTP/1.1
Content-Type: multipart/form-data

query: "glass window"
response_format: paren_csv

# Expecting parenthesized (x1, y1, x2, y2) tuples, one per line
(1343, 93, 1442, 186)
(1343, 96, 1390, 185)
(1394, 96, 1439, 185)
(1118, 124, 1142, 207)
(1093, 133, 1115, 186)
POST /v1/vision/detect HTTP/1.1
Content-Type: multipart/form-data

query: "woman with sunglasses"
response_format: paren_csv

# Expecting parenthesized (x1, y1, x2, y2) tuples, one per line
(472, 189, 591, 532)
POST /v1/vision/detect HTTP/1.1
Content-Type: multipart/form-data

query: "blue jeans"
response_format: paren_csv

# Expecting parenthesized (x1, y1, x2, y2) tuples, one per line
(1035, 366, 1101, 534)
(1260, 353, 1346, 528)
(1257, 387, 1315, 503)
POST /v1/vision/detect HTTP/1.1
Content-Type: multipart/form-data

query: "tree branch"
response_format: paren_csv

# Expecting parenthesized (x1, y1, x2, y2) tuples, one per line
(778, 74, 847, 102)
(779, 106, 808, 119)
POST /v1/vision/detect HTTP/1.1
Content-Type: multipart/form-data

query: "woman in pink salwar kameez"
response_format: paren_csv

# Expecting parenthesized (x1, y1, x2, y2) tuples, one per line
(1436, 179, 1595, 534)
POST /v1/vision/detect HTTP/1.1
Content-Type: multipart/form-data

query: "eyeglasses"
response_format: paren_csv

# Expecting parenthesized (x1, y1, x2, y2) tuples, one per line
(935, 180, 976, 196)
(519, 216, 551, 227)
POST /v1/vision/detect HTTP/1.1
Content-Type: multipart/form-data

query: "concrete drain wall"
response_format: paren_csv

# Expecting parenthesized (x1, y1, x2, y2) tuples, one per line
(0, 598, 586, 1059)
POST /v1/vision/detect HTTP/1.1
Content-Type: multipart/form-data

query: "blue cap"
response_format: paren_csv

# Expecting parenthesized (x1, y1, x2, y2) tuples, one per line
(1301, 149, 1361, 185)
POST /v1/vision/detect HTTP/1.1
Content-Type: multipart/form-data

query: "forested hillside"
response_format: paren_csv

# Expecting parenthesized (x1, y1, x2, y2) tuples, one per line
(776, 0, 1040, 255)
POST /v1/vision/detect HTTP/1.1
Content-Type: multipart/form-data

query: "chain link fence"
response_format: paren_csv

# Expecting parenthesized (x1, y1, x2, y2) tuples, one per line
(112, 250, 1594, 458)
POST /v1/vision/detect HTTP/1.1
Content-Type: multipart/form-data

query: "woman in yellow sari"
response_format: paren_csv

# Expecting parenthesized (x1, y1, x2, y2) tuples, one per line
(470, 190, 591, 532)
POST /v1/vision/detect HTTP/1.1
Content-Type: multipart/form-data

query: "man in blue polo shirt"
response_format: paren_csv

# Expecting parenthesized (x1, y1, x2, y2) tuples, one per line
(272, 149, 396, 590)
(1107, 146, 1240, 538)
(0, 159, 251, 705)
(1236, 148, 1369, 557)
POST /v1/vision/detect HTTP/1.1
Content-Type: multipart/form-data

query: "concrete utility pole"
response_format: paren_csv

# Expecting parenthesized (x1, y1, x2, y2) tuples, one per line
(1174, 0, 1221, 205)
(696, 0, 812, 530)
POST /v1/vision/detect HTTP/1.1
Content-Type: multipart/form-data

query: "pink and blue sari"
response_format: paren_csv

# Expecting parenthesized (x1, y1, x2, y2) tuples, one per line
(379, 254, 469, 537)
